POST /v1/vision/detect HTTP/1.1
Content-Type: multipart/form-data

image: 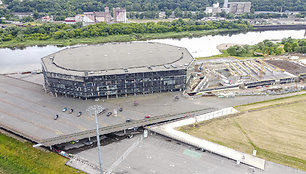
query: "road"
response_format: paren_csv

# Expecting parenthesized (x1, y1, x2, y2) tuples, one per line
(1, 75, 305, 146)
(74, 134, 306, 174)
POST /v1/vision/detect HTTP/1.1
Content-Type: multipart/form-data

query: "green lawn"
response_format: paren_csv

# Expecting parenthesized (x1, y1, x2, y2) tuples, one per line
(0, 133, 83, 174)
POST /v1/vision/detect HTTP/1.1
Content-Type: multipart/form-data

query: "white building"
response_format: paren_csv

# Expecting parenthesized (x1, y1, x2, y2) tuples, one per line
(206, 2, 222, 14)
(113, 7, 127, 23)
(222, 0, 251, 14)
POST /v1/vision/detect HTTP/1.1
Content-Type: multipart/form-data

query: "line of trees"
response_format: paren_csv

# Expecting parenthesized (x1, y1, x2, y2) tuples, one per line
(1, 0, 306, 21)
(226, 38, 306, 57)
(0, 19, 251, 42)
(127, 10, 293, 20)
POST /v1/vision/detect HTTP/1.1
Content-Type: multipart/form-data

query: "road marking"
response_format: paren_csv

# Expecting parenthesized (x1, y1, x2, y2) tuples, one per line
(183, 149, 202, 159)
(76, 125, 87, 131)
(106, 136, 143, 174)
(56, 130, 64, 135)
(87, 116, 94, 121)
(100, 122, 108, 126)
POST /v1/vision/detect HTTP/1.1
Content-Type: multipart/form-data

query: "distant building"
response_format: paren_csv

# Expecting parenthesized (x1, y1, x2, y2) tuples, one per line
(206, 2, 222, 15)
(159, 12, 166, 19)
(13, 12, 33, 19)
(222, 0, 251, 14)
(64, 17, 76, 24)
(113, 7, 127, 23)
(64, 7, 126, 26)
(83, 7, 112, 24)
(41, 15, 53, 23)
(168, 12, 176, 19)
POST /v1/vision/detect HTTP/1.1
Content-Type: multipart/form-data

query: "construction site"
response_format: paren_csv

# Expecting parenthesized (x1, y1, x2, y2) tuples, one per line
(186, 56, 306, 96)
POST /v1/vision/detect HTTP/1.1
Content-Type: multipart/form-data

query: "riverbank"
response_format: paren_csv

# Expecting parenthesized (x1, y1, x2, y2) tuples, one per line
(197, 36, 306, 60)
(0, 28, 242, 48)
(253, 24, 306, 31)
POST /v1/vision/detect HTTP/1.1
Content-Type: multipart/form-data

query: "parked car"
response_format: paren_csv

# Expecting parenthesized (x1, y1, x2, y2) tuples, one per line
(126, 119, 131, 122)
(145, 115, 151, 118)
(69, 109, 73, 114)
(77, 112, 82, 117)
(62, 107, 67, 112)
(54, 114, 59, 120)
(106, 112, 112, 117)
(119, 108, 123, 112)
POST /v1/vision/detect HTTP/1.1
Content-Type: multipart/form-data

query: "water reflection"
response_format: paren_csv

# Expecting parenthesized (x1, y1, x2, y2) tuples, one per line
(0, 45, 66, 74)
(0, 30, 305, 74)
(151, 30, 305, 57)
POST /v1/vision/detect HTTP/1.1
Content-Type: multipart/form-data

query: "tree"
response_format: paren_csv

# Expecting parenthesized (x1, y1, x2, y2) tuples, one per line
(165, 10, 172, 18)
(275, 47, 284, 55)
(20, 16, 34, 22)
(32, 11, 41, 20)
(174, 8, 182, 18)
(227, 45, 247, 56)
(284, 42, 292, 52)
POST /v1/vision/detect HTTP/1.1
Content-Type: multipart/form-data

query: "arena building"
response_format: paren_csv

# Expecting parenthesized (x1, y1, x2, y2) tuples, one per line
(41, 42, 194, 99)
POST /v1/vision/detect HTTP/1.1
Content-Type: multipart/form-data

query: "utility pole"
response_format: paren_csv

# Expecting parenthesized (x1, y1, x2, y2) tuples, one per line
(87, 105, 105, 174)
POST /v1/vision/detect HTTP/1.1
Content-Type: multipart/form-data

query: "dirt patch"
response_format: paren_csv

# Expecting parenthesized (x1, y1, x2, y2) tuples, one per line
(266, 60, 306, 75)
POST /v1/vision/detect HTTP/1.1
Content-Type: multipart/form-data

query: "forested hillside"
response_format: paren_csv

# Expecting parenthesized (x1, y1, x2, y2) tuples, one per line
(2, 0, 305, 19)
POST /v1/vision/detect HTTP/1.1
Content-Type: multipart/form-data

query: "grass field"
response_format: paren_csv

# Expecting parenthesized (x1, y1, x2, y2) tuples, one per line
(179, 94, 306, 171)
(0, 133, 83, 174)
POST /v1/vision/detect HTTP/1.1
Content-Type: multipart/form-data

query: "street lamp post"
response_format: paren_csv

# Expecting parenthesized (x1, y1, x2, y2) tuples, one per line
(87, 105, 104, 174)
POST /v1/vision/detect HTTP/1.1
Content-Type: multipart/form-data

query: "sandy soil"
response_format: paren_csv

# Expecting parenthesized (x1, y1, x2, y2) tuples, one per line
(216, 43, 242, 51)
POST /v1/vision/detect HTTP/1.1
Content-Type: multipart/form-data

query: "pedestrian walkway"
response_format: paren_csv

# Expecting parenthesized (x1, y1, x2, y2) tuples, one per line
(66, 155, 100, 174)
(147, 107, 266, 170)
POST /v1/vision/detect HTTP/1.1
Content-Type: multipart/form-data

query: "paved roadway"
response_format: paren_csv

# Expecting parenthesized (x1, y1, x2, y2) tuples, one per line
(1, 75, 306, 146)
(75, 134, 306, 174)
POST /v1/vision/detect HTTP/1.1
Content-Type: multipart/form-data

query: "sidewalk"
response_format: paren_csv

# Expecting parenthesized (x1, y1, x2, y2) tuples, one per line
(147, 107, 266, 170)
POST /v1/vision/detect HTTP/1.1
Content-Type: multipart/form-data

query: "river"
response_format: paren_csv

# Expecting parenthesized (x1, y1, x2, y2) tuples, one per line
(0, 30, 305, 74)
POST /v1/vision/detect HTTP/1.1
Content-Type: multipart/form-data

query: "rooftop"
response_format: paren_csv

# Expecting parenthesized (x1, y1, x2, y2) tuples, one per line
(42, 42, 194, 76)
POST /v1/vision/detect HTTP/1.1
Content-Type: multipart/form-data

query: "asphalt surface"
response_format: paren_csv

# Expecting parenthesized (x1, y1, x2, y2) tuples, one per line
(75, 134, 306, 174)
(1, 74, 306, 145)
